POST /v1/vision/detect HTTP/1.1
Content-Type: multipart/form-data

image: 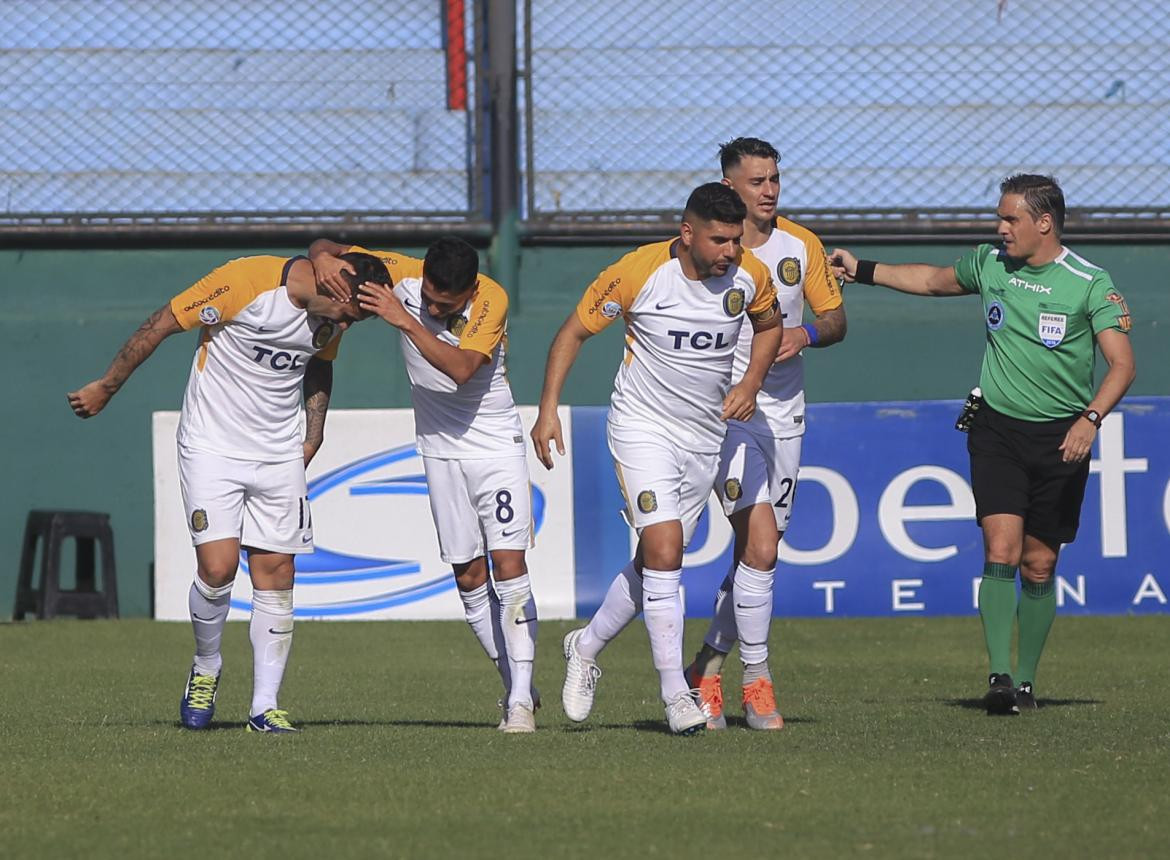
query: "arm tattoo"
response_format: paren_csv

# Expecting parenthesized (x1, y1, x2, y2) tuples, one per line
(103, 305, 176, 392)
(811, 306, 847, 347)
(303, 358, 333, 448)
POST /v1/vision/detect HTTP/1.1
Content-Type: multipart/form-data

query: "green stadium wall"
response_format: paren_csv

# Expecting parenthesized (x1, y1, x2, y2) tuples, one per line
(4, 241, 1167, 618)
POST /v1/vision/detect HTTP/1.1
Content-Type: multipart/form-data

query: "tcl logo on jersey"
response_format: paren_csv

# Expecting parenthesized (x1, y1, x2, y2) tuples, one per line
(667, 329, 732, 350)
(251, 346, 305, 370)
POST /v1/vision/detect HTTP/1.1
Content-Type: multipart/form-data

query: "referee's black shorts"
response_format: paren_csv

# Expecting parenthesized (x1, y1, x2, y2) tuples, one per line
(967, 403, 1091, 545)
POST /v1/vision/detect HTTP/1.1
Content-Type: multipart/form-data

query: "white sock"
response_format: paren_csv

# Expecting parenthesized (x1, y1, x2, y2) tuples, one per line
(459, 582, 511, 693)
(578, 561, 641, 660)
(249, 589, 294, 716)
(494, 574, 537, 708)
(733, 562, 775, 666)
(641, 566, 688, 702)
(189, 576, 232, 676)
(703, 572, 738, 653)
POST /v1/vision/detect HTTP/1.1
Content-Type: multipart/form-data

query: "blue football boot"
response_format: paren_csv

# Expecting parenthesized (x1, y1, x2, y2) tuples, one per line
(246, 709, 299, 734)
(179, 666, 220, 729)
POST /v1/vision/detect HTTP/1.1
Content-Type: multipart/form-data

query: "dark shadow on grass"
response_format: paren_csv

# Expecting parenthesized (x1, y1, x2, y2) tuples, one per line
(135, 718, 504, 731)
(943, 697, 1102, 710)
(725, 714, 816, 728)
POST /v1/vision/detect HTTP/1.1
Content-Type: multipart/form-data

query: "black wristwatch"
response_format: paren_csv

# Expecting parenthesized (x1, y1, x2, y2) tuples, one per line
(1081, 409, 1103, 428)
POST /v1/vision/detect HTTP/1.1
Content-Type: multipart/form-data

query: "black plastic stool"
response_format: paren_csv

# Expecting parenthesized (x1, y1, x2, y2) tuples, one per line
(14, 510, 119, 620)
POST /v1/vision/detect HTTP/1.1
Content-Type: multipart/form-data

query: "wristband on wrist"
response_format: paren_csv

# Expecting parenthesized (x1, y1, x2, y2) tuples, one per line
(801, 323, 820, 346)
(854, 259, 878, 285)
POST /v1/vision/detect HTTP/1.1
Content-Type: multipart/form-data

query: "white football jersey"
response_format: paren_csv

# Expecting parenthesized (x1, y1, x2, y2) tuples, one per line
(729, 216, 842, 438)
(577, 240, 778, 454)
(171, 255, 342, 462)
(349, 247, 524, 459)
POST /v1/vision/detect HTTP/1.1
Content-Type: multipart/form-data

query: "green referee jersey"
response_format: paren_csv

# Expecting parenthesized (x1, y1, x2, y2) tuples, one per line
(954, 243, 1132, 422)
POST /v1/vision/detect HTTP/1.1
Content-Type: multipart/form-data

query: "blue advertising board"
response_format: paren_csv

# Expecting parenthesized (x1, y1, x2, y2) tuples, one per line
(572, 397, 1170, 618)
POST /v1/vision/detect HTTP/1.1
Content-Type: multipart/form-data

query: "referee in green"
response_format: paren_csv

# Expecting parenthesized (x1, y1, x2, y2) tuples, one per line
(829, 174, 1136, 714)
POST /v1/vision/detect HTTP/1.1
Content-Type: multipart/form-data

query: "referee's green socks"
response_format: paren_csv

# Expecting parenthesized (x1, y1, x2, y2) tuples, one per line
(978, 563, 1018, 676)
(1016, 578, 1056, 685)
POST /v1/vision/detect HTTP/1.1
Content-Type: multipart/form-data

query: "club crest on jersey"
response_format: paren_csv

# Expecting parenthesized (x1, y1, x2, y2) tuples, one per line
(1105, 291, 1132, 332)
(778, 257, 801, 286)
(313, 322, 335, 350)
(198, 306, 221, 326)
(191, 509, 209, 532)
(723, 288, 745, 317)
(1038, 312, 1066, 348)
(601, 300, 622, 319)
(986, 300, 1005, 331)
(724, 478, 742, 501)
(636, 490, 658, 514)
(447, 315, 467, 337)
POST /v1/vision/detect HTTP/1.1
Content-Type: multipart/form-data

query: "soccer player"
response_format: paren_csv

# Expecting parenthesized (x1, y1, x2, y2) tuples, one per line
(311, 236, 541, 733)
(531, 182, 782, 735)
(68, 251, 387, 732)
(829, 174, 1136, 714)
(686, 137, 847, 731)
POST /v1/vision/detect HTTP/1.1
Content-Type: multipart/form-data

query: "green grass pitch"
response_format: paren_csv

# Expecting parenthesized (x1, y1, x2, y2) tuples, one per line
(2, 616, 1167, 858)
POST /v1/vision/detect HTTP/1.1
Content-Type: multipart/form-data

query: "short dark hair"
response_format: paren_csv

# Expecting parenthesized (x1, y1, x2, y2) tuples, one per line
(1000, 174, 1065, 234)
(338, 251, 391, 299)
(684, 182, 747, 226)
(718, 137, 780, 175)
(423, 236, 480, 294)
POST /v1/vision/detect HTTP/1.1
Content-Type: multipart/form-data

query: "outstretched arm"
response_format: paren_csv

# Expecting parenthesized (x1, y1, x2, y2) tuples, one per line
(530, 313, 593, 469)
(67, 303, 183, 418)
(828, 248, 965, 297)
(302, 356, 334, 466)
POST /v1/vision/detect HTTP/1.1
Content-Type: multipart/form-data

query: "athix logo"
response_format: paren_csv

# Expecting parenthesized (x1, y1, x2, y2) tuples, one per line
(231, 443, 547, 618)
(1007, 276, 1052, 295)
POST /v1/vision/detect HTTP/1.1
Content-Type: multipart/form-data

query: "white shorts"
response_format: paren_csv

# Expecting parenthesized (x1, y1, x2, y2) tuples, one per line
(715, 423, 802, 532)
(607, 423, 720, 547)
(178, 445, 312, 553)
(422, 454, 533, 564)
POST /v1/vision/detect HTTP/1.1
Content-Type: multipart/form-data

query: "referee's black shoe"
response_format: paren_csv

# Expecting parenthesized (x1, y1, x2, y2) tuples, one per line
(983, 673, 1019, 715)
(1015, 681, 1038, 711)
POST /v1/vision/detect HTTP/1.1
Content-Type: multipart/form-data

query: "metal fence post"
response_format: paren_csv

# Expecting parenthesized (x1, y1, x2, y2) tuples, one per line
(484, 0, 520, 307)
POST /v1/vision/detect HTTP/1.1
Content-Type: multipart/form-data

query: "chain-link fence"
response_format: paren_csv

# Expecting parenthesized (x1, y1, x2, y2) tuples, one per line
(3, 1, 1167, 237)
(522, 0, 1169, 232)
(0, 0, 478, 231)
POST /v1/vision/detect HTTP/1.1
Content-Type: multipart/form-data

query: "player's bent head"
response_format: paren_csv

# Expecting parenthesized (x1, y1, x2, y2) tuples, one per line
(1000, 174, 1065, 235)
(338, 251, 391, 319)
(683, 182, 747, 229)
(423, 236, 480, 295)
(718, 137, 780, 175)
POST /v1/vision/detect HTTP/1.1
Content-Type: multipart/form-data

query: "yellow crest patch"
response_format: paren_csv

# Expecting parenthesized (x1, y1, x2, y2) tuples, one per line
(447, 315, 467, 337)
(723, 288, 746, 317)
(191, 509, 209, 533)
(1105, 291, 1132, 332)
(724, 478, 742, 501)
(636, 490, 658, 514)
(313, 322, 335, 350)
(778, 257, 801, 286)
